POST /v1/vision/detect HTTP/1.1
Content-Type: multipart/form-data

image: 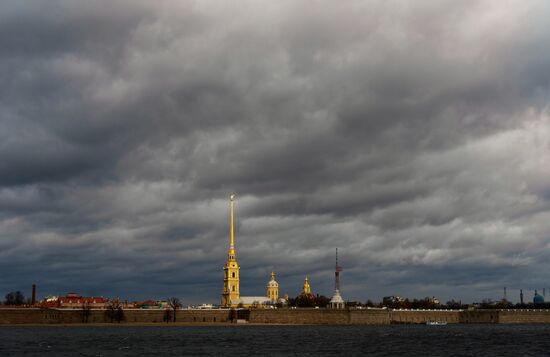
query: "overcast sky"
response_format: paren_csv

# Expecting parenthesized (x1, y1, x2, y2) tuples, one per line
(1, 0, 550, 304)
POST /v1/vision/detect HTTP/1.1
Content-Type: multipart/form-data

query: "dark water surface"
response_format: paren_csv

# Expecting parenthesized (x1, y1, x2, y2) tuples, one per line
(1, 324, 549, 356)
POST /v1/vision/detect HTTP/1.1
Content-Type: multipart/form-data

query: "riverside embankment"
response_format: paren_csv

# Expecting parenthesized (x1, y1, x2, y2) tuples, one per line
(1, 308, 550, 325)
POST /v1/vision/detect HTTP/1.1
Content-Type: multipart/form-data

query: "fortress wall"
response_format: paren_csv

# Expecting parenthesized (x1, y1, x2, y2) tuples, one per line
(172, 309, 232, 323)
(94, 309, 162, 323)
(0, 308, 389, 325)
(0, 309, 92, 324)
(498, 310, 550, 324)
(249, 309, 391, 325)
(390, 310, 460, 324)
(459, 310, 499, 323)
(0, 309, 49, 324)
(249, 309, 350, 324)
(3, 308, 550, 325)
(0, 308, 232, 324)
(349, 309, 391, 324)
(87, 309, 232, 323)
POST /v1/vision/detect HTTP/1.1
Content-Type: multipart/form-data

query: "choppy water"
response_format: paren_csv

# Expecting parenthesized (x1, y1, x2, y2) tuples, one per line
(1, 324, 549, 356)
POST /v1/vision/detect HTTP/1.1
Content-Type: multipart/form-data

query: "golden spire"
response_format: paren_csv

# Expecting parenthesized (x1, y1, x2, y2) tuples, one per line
(270, 271, 275, 280)
(303, 275, 311, 295)
(229, 193, 235, 259)
(221, 192, 240, 307)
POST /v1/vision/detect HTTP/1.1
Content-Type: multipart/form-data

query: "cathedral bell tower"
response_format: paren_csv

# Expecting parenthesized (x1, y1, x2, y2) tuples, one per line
(266, 271, 279, 302)
(221, 193, 240, 307)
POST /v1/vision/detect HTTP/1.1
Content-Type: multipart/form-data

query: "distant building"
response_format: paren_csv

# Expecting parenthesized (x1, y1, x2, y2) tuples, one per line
(235, 272, 287, 308)
(135, 300, 168, 309)
(120, 300, 137, 309)
(236, 296, 272, 307)
(534, 290, 545, 305)
(383, 296, 405, 305)
(136, 300, 159, 309)
(42, 293, 105, 309)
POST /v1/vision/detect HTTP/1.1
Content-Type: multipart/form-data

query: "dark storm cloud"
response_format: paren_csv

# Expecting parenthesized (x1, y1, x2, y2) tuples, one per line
(1, 0, 550, 303)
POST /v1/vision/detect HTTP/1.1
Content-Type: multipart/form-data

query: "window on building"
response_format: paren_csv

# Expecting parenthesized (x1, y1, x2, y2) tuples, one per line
(232, 286, 235, 292)
(232, 272, 235, 278)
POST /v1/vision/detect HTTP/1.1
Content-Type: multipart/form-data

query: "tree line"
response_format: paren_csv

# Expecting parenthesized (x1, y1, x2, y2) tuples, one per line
(3, 291, 28, 306)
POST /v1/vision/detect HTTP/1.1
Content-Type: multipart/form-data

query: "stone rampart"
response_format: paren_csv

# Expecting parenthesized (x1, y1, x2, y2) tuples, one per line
(390, 309, 460, 324)
(2, 308, 550, 325)
(498, 310, 550, 324)
(249, 308, 390, 325)
(249, 309, 351, 324)
(0, 309, 53, 324)
(459, 310, 499, 323)
(350, 309, 391, 324)
(0, 308, 231, 324)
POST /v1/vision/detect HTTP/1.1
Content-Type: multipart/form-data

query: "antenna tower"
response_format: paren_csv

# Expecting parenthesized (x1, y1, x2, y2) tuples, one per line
(335, 248, 342, 291)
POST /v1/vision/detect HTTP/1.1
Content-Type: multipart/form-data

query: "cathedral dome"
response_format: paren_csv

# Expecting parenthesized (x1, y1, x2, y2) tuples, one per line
(266, 271, 278, 288)
(534, 292, 544, 305)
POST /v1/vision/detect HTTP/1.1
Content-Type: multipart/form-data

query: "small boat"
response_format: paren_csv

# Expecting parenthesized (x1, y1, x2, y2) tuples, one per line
(426, 321, 447, 325)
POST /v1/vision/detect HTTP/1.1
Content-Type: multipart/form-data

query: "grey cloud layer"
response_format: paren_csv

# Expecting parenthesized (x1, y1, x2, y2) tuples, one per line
(1, 0, 550, 303)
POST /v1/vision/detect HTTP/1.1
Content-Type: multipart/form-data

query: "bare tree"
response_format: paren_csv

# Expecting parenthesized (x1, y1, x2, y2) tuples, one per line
(163, 309, 172, 323)
(295, 293, 316, 307)
(167, 297, 182, 322)
(4, 291, 25, 305)
(105, 299, 124, 323)
(81, 301, 92, 323)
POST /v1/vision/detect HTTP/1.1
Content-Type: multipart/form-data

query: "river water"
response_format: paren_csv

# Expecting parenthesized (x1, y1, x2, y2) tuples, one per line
(1, 324, 549, 356)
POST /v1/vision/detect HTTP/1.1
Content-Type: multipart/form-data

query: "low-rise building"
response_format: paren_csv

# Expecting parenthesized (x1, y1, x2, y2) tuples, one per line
(383, 296, 405, 305)
(41, 293, 105, 309)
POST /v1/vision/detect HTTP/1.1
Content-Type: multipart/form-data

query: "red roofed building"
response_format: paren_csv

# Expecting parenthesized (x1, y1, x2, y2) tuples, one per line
(41, 293, 105, 309)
